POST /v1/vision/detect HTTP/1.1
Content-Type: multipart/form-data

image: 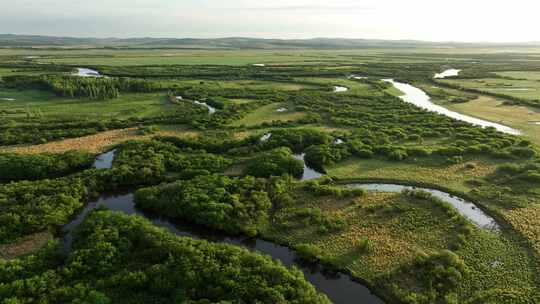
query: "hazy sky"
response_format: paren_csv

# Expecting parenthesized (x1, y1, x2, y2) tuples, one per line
(1, 0, 539, 42)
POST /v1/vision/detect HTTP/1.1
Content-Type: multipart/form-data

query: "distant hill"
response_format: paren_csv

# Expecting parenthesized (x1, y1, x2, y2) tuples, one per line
(1, 34, 539, 49)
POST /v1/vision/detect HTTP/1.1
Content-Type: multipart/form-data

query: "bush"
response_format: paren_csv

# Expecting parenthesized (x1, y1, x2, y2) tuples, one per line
(244, 147, 304, 178)
(0, 211, 331, 304)
(388, 149, 408, 161)
(296, 243, 323, 263)
(135, 174, 272, 236)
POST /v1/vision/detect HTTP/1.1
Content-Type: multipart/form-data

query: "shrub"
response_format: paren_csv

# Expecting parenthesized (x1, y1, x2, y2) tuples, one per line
(244, 147, 304, 178)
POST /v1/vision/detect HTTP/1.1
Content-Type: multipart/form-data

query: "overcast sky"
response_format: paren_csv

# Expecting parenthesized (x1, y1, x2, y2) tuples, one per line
(1, 0, 539, 42)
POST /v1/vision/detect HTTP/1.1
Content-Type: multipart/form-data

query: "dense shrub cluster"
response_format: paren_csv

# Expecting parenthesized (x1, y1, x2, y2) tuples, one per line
(0, 211, 330, 304)
(0, 151, 93, 181)
(388, 250, 469, 304)
(3, 75, 163, 100)
(0, 141, 232, 243)
(304, 144, 351, 170)
(259, 128, 332, 153)
(244, 147, 304, 178)
(0, 177, 87, 243)
(135, 174, 272, 236)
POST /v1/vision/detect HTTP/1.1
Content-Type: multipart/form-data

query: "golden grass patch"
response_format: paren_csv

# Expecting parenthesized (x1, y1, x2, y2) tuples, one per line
(1, 126, 200, 155)
(0, 232, 53, 259)
(504, 203, 540, 256)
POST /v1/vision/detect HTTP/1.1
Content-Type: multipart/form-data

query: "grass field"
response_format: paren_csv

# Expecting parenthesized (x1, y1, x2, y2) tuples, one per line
(440, 78, 540, 101)
(445, 96, 540, 146)
(1, 125, 200, 154)
(327, 157, 500, 192)
(496, 71, 540, 81)
(230, 103, 307, 127)
(263, 186, 539, 301)
(0, 48, 462, 67)
(0, 88, 173, 120)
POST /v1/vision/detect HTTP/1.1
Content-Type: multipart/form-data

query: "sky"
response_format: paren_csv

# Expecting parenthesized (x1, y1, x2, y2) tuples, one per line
(1, 0, 539, 42)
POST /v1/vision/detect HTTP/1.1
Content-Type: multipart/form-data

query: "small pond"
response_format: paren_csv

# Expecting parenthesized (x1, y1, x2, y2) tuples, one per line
(434, 69, 461, 79)
(93, 150, 116, 169)
(73, 68, 102, 77)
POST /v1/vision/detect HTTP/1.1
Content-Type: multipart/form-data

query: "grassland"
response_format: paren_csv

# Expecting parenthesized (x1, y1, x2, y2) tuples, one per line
(445, 96, 540, 146)
(327, 157, 499, 192)
(0, 232, 53, 259)
(230, 103, 307, 127)
(263, 186, 540, 302)
(440, 78, 540, 101)
(0, 125, 200, 154)
(0, 88, 173, 120)
(496, 71, 540, 81)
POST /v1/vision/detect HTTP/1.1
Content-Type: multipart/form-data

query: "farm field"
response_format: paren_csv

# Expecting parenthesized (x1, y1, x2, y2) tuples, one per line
(1, 45, 540, 304)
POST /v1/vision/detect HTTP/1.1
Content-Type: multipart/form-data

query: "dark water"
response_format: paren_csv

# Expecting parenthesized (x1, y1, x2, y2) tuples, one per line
(62, 192, 385, 304)
(346, 183, 499, 231)
(93, 150, 116, 169)
(293, 153, 325, 181)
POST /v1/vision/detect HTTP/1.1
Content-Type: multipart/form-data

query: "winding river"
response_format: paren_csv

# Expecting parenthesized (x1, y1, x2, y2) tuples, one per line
(83, 150, 384, 303)
(384, 79, 521, 135)
(62, 190, 384, 303)
(81, 126, 501, 302)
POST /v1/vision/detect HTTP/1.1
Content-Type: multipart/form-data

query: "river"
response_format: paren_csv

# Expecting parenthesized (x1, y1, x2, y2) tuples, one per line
(62, 190, 384, 304)
(384, 79, 520, 135)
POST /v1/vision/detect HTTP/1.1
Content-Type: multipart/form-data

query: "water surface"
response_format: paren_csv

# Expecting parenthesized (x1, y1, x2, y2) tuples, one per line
(293, 154, 325, 181)
(194, 101, 217, 114)
(334, 86, 349, 93)
(93, 150, 116, 169)
(260, 133, 272, 142)
(73, 68, 102, 77)
(434, 69, 461, 79)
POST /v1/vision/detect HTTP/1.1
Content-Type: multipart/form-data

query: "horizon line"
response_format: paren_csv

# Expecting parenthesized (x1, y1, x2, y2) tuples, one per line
(1, 33, 540, 45)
